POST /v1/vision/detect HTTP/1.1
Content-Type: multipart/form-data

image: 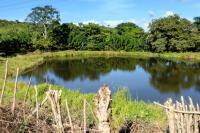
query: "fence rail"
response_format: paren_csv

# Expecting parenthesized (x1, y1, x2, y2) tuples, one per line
(154, 97, 200, 133)
(1, 60, 200, 133)
(0, 60, 112, 133)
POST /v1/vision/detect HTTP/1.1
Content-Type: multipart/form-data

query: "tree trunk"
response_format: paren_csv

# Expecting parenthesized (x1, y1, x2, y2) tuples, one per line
(43, 23, 47, 39)
(94, 84, 111, 133)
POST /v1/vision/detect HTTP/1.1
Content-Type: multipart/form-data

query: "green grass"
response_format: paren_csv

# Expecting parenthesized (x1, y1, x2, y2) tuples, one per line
(2, 50, 200, 129)
(112, 89, 166, 128)
(0, 80, 166, 129)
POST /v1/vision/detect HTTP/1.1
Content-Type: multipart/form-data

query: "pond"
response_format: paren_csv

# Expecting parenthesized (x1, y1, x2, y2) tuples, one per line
(19, 57, 200, 103)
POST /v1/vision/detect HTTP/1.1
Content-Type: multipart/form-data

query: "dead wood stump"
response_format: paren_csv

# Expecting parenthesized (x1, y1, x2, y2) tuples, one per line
(94, 84, 112, 133)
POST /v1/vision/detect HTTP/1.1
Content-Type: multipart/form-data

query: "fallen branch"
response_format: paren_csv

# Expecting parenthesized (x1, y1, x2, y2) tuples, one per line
(0, 119, 22, 124)
(65, 99, 74, 133)
(31, 96, 48, 115)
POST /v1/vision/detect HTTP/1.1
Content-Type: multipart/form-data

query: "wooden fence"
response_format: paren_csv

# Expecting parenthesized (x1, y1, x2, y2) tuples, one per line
(0, 60, 112, 133)
(2, 60, 200, 133)
(154, 97, 200, 133)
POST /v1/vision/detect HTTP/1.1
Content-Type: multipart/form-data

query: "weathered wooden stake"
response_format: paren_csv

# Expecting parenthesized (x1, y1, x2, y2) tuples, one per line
(31, 84, 50, 116)
(23, 76, 32, 106)
(34, 85, 39, 126)
(11, 68, 19, 115)
(31, 96, 47, 115)
(94, 84, 111, 133)
(83, 99, 87, 133)
(23, 76, 32, 119)
(0, 60, 8, 105)
(46, 90, 64, 133)
(65, 99, 74, 133)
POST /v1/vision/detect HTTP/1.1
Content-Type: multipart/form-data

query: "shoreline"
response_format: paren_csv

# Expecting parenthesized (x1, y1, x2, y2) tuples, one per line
(1, 51, 200, 79)
(2, 50, 200, 130)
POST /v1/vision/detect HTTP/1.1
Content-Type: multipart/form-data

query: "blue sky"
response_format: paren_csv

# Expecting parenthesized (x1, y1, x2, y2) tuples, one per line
(0, 0, 200, 30)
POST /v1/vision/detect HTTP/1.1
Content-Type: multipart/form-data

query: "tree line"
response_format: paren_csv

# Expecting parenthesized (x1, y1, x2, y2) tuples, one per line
(0, 5, 200, 54)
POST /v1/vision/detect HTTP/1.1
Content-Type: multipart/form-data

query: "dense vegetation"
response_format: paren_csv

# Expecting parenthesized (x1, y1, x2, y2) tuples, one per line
(0, 5, 200, 54)
(3, 50, 200, 131)
(147, 15, 200, 52)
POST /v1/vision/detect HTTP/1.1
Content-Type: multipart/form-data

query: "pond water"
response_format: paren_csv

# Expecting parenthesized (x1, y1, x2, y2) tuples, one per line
(19, 57, 200, 103)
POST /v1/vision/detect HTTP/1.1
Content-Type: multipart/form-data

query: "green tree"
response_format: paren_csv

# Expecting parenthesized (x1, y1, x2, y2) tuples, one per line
(82, 23, 106, 50)
(147, 15, 196, 52)
(68, 24, 87, 50)
(51, 23, 71, 49)
(107, 22, 146, 51)
(194, 17, 200, 31)
(0, 30, 32, 54)
(26, 5, 60, 39)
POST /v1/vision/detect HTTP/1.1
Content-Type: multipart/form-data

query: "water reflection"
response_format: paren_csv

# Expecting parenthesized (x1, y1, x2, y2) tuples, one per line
(140, 58, 200, 93)
(19, 57, 200, 103)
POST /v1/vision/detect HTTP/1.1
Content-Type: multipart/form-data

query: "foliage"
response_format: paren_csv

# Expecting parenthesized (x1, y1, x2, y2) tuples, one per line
(0, 29, 32, 54)
(194, 17, 200, 31)
(112, 89, 166, 128)
(51, 23, 71, 49)
(106, 23, 147, 51)
(0, 78, 166, 129)
(1, 6, 200, 54)
(147, 15, 199, 52)
(0, 17, 147, 53)
(26, 5, 60, 39)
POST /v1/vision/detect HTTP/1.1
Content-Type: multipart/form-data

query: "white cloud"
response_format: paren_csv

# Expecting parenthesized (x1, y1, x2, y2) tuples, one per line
(102, 20, 124, 27)
(75, 18, 149, 31)
(103, 19, 143, 27)
(18, 19, 24, 22)
(164, 11, 175, 17)
(127, 19, 137, 24)
(143, 23, 149, 31)
(82, 20, 100, 25)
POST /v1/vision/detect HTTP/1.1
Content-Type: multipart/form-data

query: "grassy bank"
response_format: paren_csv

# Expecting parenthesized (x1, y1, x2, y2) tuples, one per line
(1, 50, 200, 130)
(0, 80, 166, 130)
(1, 50, 200, 80)
(0, 51, 156, 78)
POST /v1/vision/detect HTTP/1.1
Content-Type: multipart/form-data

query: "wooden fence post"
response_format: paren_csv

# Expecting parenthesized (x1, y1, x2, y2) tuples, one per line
(11, 68, 19, 115)
(46, 90, 64, 133)
(23, 76, 32, 106)
(94, 84, 111, 133)
(83, 99, 87, 133)
(164, 99, 175, 133)
(65, 99, 74, 133)
(0, 60, 8, 105)
(155, 97, 200, 133)
(34, 85, 39, 126)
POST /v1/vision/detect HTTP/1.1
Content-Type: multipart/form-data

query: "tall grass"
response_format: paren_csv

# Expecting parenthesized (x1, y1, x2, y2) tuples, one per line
(0, 79, 166, 129)
(112, 89, 166, 128)
(3, 50, 200, 129)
